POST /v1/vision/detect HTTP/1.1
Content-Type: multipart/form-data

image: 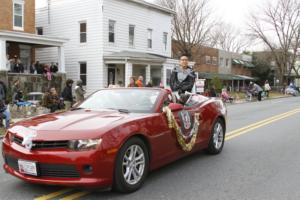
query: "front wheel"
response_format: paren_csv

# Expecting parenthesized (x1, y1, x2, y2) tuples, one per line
(206, 119, 225, 154)
(113, 137, 149, 193)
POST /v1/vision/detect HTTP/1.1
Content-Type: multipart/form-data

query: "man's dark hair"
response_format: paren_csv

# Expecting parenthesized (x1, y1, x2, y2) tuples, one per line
(180, 55, 189, 59)
(66, 79, 74, 85)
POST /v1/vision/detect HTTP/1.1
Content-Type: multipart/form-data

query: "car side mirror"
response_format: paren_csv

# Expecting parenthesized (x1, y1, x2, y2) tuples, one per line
(168, 103, 183, 112)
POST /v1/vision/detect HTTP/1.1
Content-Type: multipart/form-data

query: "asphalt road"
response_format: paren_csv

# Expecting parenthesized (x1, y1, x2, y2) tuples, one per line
(0, 96, 300, 200)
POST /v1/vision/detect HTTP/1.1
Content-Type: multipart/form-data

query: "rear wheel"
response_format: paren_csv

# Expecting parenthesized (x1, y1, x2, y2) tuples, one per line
(206, 119, 225, 154)
(113, 137, 149, 193)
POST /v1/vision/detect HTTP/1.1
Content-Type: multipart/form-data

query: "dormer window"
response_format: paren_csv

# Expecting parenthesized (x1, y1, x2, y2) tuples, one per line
(13, 0, 24, 31)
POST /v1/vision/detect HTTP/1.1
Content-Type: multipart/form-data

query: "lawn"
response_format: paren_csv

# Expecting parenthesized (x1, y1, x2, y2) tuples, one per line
(0, 127, 5, 136)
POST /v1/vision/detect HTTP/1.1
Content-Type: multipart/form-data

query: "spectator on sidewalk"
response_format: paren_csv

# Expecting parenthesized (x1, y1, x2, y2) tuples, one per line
(74, 80, 86, 104)
(146, 81, 153, 87)
(264, 80, 271, 97)
(61, 79, 74, 110)
(0, 100, 10, 129)
(136, 76, 144, 87)
(250, 82, 263, 101)
(210, 85, 217, 97)
(221, 88, 234, 103)
(0, 81, 7, 102)
(128, 76, 137, 87)
(12, 80, 21, 104)
(43, 87, 61, 113)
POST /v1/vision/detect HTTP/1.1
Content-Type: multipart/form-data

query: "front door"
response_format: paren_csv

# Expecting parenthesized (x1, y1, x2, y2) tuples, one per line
(108, 67, 116, 86)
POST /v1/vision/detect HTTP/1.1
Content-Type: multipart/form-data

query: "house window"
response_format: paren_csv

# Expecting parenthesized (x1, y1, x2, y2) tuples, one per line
(220, 57, 224, 67)
(80, 62, 87, 86)
(36, 27, 43, 35)
(270, 61, 276, 66)
(109, 20, 116, 43)
(129, 25, 135, 47)
(147, 29, 153, 49)
(212, 57, 217, 65)
(80, 22, 87, 43)
(205, 56, 211, 64)
(13, 1, 24, 30)
(163, 32, 168, 51)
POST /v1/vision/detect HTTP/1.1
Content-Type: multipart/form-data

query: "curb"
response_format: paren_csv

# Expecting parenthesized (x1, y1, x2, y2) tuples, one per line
(226, 95, 299, 106)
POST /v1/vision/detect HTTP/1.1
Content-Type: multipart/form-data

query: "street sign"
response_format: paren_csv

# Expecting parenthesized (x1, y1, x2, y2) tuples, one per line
(195, 79, 205, 93)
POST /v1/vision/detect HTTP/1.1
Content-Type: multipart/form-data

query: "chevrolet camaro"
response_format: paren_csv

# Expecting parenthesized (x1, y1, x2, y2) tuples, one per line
(2, 88, 226, 193)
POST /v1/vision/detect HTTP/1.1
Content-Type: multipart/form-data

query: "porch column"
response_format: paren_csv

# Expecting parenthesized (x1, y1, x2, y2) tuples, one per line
(237, 80, 240, 92)
(0, 39, 7, 71)
(125, 62, 133, 87)
(146, 65, 151, 84)
(58, 46, 65, 73)
(231, 80, 234, 92)
(162, 64, 167, 88)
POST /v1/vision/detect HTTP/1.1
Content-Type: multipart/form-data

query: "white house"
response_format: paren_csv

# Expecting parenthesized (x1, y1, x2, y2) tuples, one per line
(35, 0, 177, 93)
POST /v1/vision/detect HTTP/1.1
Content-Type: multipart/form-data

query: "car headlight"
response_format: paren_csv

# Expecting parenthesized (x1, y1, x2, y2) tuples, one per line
(68, 139, 102, 151)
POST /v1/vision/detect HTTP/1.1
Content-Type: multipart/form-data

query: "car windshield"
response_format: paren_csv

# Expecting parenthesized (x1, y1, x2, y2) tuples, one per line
(79, 89, 161, 113)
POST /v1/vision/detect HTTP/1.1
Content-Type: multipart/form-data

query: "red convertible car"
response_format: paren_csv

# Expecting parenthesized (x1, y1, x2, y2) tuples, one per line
(2, 88, 226, 193)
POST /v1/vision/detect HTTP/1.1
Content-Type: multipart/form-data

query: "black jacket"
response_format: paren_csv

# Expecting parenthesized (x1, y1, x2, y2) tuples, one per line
(61, 86, 73, 102)
(170, 67, 196, 94)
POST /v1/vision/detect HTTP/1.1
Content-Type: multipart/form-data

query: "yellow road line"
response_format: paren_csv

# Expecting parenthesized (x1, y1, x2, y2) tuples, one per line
(226, 108, 300, 141)
(34, 188, 74, 200)
(59, 191, 90, 200)
(226, 107, 300, 136)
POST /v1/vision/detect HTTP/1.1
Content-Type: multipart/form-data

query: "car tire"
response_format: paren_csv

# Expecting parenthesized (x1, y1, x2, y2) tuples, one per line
(113, 137, 149, 193)
(206, 119, 225, 154)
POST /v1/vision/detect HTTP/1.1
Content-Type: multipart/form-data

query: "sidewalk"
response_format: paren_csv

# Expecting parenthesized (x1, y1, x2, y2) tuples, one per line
(226, 94, 297, 105)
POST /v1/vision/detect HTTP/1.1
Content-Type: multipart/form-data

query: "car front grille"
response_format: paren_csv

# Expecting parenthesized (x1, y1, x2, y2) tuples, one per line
(39, 163, 80, 178)
(12, 135, 69, 150)
(4, 155, 80, 178)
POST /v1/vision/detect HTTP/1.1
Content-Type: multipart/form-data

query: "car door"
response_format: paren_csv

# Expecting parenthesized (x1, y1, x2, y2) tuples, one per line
(147, 93, 183, 169)
(168, 95, 209, 152)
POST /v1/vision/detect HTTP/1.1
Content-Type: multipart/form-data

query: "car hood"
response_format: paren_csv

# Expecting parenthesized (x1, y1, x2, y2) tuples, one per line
(10, 109, 147, 140)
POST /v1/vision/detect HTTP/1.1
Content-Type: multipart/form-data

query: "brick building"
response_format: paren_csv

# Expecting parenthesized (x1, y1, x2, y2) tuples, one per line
(0, 0, 67, 95)
(172, 40, 255, 91)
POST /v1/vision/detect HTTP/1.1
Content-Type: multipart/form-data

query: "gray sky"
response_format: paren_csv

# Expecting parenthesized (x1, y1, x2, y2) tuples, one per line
(36, 0, 262, 28)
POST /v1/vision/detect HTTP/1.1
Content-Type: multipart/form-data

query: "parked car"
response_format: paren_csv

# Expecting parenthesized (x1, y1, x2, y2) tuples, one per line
(2, 88, 226, 193)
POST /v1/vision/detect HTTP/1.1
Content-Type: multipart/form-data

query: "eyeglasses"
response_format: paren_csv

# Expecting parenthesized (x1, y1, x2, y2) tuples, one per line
(180, 59, 188, 61)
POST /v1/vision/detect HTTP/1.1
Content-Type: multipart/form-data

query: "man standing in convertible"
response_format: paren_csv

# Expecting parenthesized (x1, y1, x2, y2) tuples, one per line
(170, 55, 196, 100)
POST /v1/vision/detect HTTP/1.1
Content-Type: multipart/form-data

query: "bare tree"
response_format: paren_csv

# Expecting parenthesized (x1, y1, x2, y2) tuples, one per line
(248, 0, 300, 83)
(212, 23, 251, 53)
(156, 0, 216, 59)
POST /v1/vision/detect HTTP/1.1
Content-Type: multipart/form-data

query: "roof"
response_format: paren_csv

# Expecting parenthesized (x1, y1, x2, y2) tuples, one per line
(232, 59, 255, 68)
(0, 30, 68, 47)
(128, 0, 176, 14)
(243, 61, 255, 68)
(104, 51, 168, 63)
(197, 72, 255, 81)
